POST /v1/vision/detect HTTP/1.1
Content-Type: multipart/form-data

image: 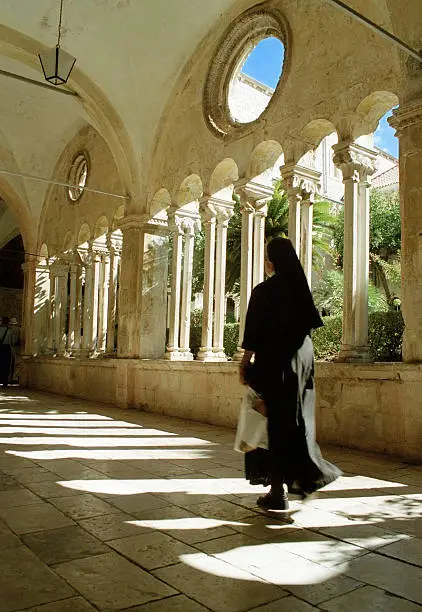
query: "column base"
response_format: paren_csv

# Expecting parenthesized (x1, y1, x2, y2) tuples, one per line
(164, 349, 193, 361)
(196, 347, 227, 362)
(337, 344, 372, 363)
(232, 348, 244, 362)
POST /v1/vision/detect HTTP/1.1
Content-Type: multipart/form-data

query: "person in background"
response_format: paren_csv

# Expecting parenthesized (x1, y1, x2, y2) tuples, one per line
(240, 237, 341, 510)
(0, 316, 16, 388)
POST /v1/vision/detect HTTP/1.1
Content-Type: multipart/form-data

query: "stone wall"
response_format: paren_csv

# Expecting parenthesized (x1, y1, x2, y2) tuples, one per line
(20, 358, 422, 463)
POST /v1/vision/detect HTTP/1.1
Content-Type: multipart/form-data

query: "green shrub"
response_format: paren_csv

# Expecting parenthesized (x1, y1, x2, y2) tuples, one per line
(312, 311, 404, 361)
(312, 315, 343, 360)
(224, 323, 239, 357)
(369, 311, 404, 361)
(189, 325, 202, 357)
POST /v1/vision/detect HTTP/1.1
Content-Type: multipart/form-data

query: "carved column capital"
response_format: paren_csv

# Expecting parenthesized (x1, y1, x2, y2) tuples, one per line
(332, 142, 377, 182)
(389, 99, 422, 135)
(280, 163, 321, 198)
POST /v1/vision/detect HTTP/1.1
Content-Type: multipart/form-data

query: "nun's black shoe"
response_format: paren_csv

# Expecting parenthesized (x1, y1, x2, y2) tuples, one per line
(257, 492, 289, 510)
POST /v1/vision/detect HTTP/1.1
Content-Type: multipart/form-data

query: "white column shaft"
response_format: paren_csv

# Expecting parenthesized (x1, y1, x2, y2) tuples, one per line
(213, 218, 228, 355)
(300, 202, 314, 287)
(198, 218, 216, 357)
(252, 209, 266, 288)
(179, 230, 195, 353)
(355, 178, 370, 348)
(167, 231, 183, 352)
(288, 192, 301, 254)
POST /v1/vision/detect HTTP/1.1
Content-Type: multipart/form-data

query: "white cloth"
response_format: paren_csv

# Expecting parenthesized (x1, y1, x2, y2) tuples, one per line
(234, 386, 268, 453)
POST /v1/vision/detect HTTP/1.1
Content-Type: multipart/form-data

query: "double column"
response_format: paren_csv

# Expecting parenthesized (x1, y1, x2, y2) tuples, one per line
(233, 182, 271, 360)
(389, 100, 422, 362)
(333, 142, 376, 362)
(165, 209, 199, 360)
(197, 197, 234, 361)
(280, 164, 321, 286)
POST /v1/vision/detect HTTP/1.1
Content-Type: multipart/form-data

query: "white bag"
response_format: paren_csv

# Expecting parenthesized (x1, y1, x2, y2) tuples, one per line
(234, 386, 268, 453)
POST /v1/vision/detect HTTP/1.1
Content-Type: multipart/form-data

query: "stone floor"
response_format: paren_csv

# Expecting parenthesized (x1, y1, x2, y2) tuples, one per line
(0, 389, 421, 612)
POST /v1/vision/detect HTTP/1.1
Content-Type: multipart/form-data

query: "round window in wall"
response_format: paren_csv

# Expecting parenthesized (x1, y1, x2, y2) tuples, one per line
(203, 8, 290, 137)
(228, 37, 285, 124)
(68, 153, 89, 202)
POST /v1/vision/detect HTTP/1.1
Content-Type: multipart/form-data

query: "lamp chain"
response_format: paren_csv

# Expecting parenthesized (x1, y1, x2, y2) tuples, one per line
(57, 0, 64, 48)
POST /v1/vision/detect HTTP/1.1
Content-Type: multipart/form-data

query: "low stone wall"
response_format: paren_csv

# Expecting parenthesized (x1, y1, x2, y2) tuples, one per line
(20, 357, 422, 463)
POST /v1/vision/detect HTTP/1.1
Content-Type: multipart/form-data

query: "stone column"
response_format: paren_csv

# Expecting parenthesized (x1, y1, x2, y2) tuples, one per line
(333, 142, 376, 361)
(33, 261, 50, 355)
(81, 246, 94, 355)
(21, 256, 37, 356)
(106, 234, 121, 354)
(73, 260, 83, 353)
(165, 210, 184, 360)
(47, 260, 56, 353)
(97, 251, 110, 353)
(118, 214, 169, 358)
(179, 217, 199, 359)
(213, 202, 234, 360)
(252, 204, 268, 288)
(197, 199, 217, 361)
(56, 261, 69, 355)
(389, 101, 422, 362)
(67, 252, 79, 354)
(281, 164, 321, 257)
(233, 181, 272, 361)
(233, 198, 254, 360)
(299, 178, 320, 288)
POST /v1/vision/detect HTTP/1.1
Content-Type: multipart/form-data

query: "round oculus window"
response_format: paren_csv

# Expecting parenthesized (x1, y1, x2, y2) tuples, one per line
(68, 153, 89, 202)
(228, 37, 284, 124)
(204, 8, 290, 137)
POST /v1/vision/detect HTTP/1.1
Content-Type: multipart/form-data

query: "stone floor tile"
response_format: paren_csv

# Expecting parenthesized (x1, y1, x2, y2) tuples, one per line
(287, 574, 362, 605)
(25, 479, 87, 499)
(0, 545, 75, 612)
(152, 558, 286, 612)
(0, 518, 21, 549)
(344, 552, 422, 604)
(0, 501, 74, 534)
(269, 527, 368, 567)
(15, 596, 97, 611)
(11, 467, 61, 484)
(132, 514, 238, 545)
(0, 470, 22, 490)
(55, 551, 177, 611)
(247, 595, 317, 611)
(381, 517, 422, 539)
(109, 530, 198, 570)
(0, 487, 40, 508)
(106, 492, 171, 514)
(318, 523, 410, 552)
(22, 525, 108, 565)
(320, 585, 422, 611)
(78, 511, 149, 540)
(228, 514, 298, 542)
(188, 498, 260, 522)
(380, 536, 422, 566)
(118, 594, 210, 611)
(49, 493, 121, 520)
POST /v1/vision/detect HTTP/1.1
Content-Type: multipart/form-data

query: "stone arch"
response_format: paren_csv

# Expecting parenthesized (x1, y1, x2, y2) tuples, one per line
(112, 204, 125, 231)
(149, 188, 172, 218)
(248, 140, 284, 183)
(94, 215, 109, 243)
(176, 174, 203, 208)
(352, 91, 399, 139)
(209, 158, 239, 199)
(77, 223, 91, 248)
(63, 232, 73, 252)
(301, 119, 338, 151)
(0, 24, 139, 199)
(0, 176, 34, 255)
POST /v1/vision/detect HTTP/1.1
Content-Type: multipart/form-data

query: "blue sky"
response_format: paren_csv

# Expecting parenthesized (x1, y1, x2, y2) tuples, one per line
(241, 39, 398, 158)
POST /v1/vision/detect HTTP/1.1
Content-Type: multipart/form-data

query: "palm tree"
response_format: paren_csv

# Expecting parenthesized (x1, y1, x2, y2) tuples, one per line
(224, 180, 336, 295)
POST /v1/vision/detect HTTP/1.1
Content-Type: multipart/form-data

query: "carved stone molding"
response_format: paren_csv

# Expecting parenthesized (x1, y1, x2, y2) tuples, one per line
(332, 142, 377, 181)
(389, 99, 422, 134)
(280, 163, 322, 197)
